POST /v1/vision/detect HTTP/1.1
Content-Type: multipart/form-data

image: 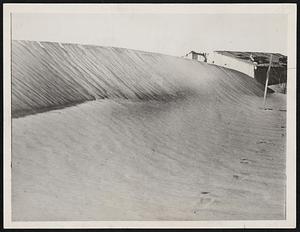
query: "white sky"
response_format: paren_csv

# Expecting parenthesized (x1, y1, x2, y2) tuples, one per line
(12, 13, 288, 56)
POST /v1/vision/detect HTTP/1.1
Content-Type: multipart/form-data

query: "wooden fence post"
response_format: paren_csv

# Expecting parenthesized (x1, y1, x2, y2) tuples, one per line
(263, 54, 273, 108)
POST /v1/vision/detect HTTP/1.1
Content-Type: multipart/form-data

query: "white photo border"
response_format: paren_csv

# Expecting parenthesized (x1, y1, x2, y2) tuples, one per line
(3, 3, 297, 229)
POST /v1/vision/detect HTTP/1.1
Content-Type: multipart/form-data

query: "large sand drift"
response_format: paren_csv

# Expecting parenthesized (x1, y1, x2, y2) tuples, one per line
(11, 41, 286, 221)
(12, 40, 268, 117)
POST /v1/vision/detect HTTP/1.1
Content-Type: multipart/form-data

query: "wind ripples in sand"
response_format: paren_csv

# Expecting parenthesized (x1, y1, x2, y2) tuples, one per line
(11, 40, 286, 221)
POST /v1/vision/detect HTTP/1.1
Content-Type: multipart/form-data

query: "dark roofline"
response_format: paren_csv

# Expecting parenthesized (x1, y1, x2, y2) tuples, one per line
(186, 50, 207, 56)
(214, 50, 287, 66)
(214, 51, 253, 64)
(215, 50, 286, 57)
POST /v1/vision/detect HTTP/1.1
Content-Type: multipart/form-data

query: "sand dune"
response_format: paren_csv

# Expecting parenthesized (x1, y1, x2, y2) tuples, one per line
(12, 40, 268, 117)
(11, 40, 286, 221)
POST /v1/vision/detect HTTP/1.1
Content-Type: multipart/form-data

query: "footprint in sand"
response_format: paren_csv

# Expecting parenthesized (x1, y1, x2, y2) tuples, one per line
(233, 172, 249, 181)
(193, 192, 217, 214)
(256, 140, 274, 145)
(240, 158, 254, 164)
(256, 148, 266, 154)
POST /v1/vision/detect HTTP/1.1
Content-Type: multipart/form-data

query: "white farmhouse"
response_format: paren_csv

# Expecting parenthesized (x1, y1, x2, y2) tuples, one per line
(208, 51, 287, 87)
(184, 50, 287, 93)
(208, 51, 256, 78)
(184, 51, 208, 62)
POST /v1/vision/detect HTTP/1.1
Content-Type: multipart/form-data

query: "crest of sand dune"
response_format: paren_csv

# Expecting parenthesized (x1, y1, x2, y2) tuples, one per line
(12, 40, 286, 221)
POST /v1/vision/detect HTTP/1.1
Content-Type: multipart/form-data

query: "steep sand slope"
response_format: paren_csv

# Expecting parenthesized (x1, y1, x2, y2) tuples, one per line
(11, 41, 286, 221)
(12, 40, 268, 117)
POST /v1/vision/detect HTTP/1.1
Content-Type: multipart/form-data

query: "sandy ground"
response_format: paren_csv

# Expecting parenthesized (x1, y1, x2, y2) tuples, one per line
(11, 40, 286, 221)
(12, 92, 286, 221)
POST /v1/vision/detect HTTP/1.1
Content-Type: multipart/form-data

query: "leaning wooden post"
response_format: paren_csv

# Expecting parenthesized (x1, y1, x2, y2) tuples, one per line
(263, 54, 273, 108)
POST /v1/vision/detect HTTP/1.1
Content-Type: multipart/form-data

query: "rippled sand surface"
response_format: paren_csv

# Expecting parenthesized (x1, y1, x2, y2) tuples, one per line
(11, 40, 286, 221)
(12, 93, 286, 221)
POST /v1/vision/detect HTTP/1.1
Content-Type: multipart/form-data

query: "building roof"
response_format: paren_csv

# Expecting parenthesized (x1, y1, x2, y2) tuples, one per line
(214, 51, 287, 67)
(185, 50, 208, 57)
